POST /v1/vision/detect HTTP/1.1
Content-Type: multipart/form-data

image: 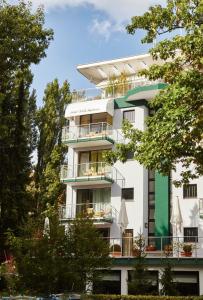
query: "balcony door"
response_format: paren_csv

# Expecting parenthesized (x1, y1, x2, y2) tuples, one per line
(77, 188, 111, 216)
(78, 150, 106, 176)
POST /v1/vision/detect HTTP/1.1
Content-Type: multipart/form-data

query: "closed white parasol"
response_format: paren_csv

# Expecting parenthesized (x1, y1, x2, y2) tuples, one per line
(118, 199, 129, 233)
(170, 196, 183, 235)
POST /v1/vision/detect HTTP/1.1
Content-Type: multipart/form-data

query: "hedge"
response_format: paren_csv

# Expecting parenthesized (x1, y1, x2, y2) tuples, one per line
(82, 295, 203, 300)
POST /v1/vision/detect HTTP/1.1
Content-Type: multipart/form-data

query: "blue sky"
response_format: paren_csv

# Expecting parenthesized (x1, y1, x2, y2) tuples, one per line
(27, 0, 165, 105)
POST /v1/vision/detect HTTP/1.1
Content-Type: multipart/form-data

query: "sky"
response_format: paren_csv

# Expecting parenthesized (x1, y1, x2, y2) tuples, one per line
(15, 0, 165, 105)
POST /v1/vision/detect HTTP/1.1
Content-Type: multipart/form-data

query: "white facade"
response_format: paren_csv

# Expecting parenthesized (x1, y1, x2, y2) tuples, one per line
(60, 54, 203, 296)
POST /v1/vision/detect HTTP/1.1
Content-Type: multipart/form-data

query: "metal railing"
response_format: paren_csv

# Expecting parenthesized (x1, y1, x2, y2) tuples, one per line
(59, 203, 118, 221)
(62, 122, 113, 142)
(60, 162, 125, 187)
(61, 162, 111, 179)
(71, 78, 163, 103)
(103, 236, 202, 258)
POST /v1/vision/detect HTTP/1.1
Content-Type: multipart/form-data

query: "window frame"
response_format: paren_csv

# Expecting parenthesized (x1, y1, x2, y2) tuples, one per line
(183, 184, 197, 199)
(121, 188, 134, 201)
(184, 227, 198, 243)
(123, 109, 135, 123)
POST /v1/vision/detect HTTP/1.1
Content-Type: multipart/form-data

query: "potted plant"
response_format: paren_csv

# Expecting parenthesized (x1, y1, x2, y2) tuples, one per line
(181, 244, 192, 257)
(164, 244, 173, 256)
(110, 244, 122, 257)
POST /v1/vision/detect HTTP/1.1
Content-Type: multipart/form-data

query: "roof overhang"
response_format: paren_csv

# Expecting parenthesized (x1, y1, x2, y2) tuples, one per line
(126, 83, 167, 101)
(65, 98, 114, 118)
(77, 53, 163, 85)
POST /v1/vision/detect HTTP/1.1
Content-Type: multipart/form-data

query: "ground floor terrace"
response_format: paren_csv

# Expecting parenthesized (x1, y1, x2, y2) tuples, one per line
(95, 258, 203, 296)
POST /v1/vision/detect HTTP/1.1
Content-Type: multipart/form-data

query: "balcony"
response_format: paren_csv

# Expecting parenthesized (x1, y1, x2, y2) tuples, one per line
(71, 78, 163, 103)
(60, 162, 125, 187)
(62, 122, 115, 148)
(59, 202, 118, 225)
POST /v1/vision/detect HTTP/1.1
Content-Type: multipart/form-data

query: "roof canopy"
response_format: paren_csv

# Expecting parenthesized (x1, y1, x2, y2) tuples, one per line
(77, 53, 163, 85)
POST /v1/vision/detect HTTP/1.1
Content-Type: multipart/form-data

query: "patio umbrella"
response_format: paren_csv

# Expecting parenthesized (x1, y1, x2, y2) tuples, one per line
(170, 196, 183, 236)
(118, 199, 129, 233)
(43, 216, 50, 237)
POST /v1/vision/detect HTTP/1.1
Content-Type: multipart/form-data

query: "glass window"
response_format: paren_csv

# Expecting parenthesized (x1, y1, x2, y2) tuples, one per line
(148, 221, 155, 234)
(149, 181, 155, 193)
(184, 227, 198, 242)
(149, 208, 155, 220)
(122, 188, 134, 201)
(126, 151, 134, 160)
(149, 194, 155, 206)
(183, 184, 197, 198)
(123, 110, 135, 123)
(148, 169, 155, 180)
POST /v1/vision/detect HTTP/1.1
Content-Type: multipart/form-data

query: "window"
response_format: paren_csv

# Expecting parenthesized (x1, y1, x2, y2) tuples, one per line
(122, 188, 134, 201)
(184, 227, 198, 242)
(183, 184, 197, 198)
(123, 110, 135, 123)
(126, 151, 134, 160)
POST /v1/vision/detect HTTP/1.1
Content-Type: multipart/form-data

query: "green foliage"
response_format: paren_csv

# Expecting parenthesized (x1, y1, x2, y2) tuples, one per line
(160, 263, 178, 296)
(106, 0, 203, 185)
(0, 0, 53, 252)
(0, 0, 53, 85)
(0, 70, 37, 243)
(35, 79, 71, 210)
(7, 214, 111, 295)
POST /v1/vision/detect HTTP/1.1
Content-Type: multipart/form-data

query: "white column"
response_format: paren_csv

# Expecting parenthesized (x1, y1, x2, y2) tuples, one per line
(199, 270, 203, 295)
(158, 269, 163, 295)
(121, 269, 128, 295)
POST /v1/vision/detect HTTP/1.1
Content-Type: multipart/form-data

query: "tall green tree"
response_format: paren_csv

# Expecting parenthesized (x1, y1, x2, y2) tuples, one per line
(0, 1, 53, 88)
(35, 79, 71, 210)
(128, 234, 154, 295)
(106, 0, 203, 185)
(0, 0, 53, 254)
(0, 70, 37, 240)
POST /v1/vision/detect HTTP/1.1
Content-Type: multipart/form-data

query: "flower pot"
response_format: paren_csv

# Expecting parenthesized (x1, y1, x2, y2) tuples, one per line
(111, 251, 122, 257)
(146, 245, 156, 251)
(181, 251, 192, 257)
(184, 251, 192, 257)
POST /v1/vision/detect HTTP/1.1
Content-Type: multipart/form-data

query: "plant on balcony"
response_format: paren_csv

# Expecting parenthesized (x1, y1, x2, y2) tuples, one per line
(110, 244, 121, 257)
(181, 243, 192, 257)
(105, 72, 130, 98)
(163, 244, 173, 257)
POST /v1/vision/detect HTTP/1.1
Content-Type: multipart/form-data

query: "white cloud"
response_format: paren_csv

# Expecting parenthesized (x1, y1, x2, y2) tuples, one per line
(10, 0, 165, 39)
(30, 0, 165, 21)
(90, 19, 124, 41)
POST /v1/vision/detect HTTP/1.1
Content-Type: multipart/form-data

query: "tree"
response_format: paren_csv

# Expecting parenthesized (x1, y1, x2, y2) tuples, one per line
(106, 0, 203, 185)
(160, 263, 178, 296)
(128, 234, 154, 295)
(35, 79, 71, 211)
(0, 0, 53, 257)
(0, 1, 53, 88)
(7, 214, 111, 295)
(0, 70, 37, 246)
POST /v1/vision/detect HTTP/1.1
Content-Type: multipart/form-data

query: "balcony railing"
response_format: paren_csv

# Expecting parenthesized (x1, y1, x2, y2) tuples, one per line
(71, 78, 163, 103)
(59, 203, 118, 222)
(60, 162, 125, 187)
(62, 122, 113, 142)
(103, 236, 202, 258)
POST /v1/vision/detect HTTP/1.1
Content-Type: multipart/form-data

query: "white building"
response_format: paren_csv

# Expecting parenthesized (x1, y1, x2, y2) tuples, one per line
(60, 53, 203, 296)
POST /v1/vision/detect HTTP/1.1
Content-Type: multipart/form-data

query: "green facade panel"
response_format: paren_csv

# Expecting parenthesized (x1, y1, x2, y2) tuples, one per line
(155, 172, 170, 238)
